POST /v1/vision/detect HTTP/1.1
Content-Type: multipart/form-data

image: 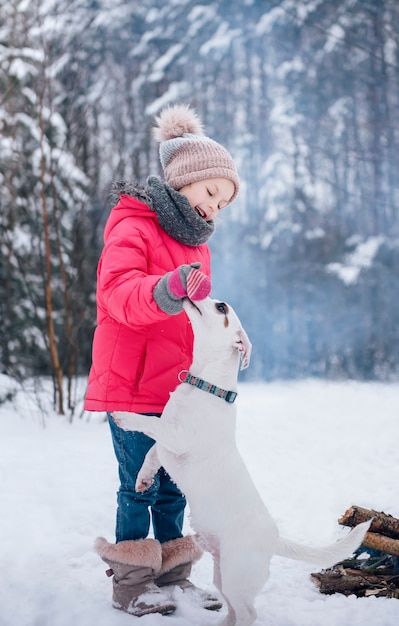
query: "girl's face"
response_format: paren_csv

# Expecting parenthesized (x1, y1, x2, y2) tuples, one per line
(178, 177, 235, 221)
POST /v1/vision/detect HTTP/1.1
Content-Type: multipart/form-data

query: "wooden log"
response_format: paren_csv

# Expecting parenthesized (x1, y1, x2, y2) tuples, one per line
(311, 569, 399, 599)
(339, 505, 399, 539)
(340, 557, 398, 575)
(362, 531, 399, 557)
(313, 506, 399, 599)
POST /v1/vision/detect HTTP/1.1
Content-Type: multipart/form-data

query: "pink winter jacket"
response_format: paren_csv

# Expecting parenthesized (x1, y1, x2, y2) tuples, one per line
(84, 194, 211, 413)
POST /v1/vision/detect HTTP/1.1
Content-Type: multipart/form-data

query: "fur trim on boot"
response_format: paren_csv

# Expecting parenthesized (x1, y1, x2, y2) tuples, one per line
(158, 535, 203, 575)
(155, 536, 223, 611)
(95, 537, 162, 570)
(95, 537, 176, 616)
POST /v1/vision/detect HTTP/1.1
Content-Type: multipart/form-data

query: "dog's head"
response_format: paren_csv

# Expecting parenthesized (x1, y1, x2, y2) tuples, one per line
(183, 297, 252, 370)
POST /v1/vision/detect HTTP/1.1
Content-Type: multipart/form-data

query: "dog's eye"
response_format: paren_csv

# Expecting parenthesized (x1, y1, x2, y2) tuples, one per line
(216, 302, 227, 314)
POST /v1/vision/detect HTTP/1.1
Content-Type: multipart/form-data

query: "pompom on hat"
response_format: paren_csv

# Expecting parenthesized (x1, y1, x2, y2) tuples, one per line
(153, 104, 240, 205)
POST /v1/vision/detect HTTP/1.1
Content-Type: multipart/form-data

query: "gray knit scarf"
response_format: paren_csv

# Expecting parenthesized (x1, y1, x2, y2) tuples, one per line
(110, 176, 215, 246)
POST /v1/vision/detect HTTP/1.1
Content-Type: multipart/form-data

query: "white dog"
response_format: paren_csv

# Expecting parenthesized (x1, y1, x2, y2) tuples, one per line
(113, 297, 370, 626)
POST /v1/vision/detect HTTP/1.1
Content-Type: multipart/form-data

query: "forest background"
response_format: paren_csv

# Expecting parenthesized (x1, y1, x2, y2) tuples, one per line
(1, 0, 398, 415)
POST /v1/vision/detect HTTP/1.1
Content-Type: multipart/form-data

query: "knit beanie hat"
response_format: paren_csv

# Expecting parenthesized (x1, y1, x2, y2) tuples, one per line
(153, 104, 240, 205)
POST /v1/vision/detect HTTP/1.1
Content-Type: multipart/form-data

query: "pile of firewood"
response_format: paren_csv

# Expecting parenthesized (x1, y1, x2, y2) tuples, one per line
(311, 505, 399, 599)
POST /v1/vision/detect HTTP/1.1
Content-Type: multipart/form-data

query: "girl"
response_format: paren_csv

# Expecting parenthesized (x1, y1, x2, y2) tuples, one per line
(85, 104, 240, 616)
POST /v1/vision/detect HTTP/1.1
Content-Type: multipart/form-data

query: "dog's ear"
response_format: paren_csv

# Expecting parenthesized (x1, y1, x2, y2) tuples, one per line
(234, 328, 252, 370)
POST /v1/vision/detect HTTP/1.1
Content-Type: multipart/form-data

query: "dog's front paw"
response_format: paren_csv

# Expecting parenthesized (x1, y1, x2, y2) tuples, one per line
(111, 412, 133, 431)
(135, 476, 154, 492)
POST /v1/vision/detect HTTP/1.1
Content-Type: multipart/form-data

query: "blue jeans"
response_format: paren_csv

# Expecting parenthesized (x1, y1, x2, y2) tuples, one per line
(107, 413, 186, 544)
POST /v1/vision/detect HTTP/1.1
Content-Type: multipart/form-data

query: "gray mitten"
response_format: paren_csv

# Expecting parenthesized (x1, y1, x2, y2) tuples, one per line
(153, 263, 211, 315)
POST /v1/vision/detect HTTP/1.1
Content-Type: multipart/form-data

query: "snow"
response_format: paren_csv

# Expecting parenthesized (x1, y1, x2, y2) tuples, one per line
(148, 44, 184, 83)
(324, 24, 346, 54)
(145, 83, 192, 117)
(327, 236, 385, 285)
(187, 6, 217, 36)
(255, 7, 285, 35)
(200, 23, 239, 55)
(384, 38, 397, 66)
(1, 377, 399, 626)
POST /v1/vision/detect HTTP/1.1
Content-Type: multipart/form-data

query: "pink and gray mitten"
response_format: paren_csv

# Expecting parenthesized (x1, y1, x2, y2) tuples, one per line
(153, 262, 211, 314)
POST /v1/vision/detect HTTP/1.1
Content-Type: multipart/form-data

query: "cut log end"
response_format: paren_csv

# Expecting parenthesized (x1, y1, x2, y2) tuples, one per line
(339, 505, 399, 540)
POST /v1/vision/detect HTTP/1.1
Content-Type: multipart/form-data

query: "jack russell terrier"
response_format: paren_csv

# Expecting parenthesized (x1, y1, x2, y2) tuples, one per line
(113, 297, 370, 626)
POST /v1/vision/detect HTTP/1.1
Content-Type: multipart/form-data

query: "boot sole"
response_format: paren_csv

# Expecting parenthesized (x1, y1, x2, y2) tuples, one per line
(113, 601, 176, 616)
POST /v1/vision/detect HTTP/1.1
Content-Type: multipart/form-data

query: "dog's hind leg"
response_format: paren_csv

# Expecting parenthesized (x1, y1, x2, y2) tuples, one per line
(218, 542, 270, 626)
(212, 553, 222, 592)
(135, 445, 161, 492)
(219, 587, 256, 626)
(213, 555, 238, 626)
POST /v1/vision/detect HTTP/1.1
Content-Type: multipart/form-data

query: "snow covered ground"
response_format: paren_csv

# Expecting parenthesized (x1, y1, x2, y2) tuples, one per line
(1, 377, 399, 626)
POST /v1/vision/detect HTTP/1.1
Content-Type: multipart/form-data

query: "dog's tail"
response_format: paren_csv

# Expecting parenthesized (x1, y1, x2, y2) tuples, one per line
(275, 519, 371, 568)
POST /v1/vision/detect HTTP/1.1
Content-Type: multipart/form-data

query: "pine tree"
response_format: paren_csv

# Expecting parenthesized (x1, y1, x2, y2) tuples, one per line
(0, 0, 88, 413)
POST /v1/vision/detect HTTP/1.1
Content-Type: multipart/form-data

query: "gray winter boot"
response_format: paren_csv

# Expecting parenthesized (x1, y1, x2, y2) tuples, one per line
(155, 535, 223, 611)
(95, 537, 176, 616)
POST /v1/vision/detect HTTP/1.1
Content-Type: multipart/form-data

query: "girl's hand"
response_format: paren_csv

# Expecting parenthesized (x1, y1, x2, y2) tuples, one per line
(153, 263, 211, 314)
